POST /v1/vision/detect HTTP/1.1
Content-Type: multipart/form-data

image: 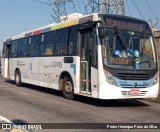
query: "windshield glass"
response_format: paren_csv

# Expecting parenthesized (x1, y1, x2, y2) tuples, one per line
(101, 27, 157, 70)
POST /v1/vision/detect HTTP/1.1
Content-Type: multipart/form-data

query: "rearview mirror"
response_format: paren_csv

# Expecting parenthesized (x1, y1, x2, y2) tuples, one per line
(98, 27, 107, 38)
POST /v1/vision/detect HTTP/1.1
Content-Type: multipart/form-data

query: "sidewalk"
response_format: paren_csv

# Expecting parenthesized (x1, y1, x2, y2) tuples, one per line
(144, 94, 160, 103)
(151, 94, 160, 103)
(152, 94, 160, 103)
(156, 94, 160, 103)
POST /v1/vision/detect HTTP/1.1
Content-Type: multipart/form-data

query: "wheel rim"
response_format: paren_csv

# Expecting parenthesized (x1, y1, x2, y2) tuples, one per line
(64, 81, 72, 94)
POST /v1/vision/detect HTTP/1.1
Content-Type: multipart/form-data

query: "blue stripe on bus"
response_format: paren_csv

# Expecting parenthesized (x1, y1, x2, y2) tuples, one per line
(70, 64, 76, 75)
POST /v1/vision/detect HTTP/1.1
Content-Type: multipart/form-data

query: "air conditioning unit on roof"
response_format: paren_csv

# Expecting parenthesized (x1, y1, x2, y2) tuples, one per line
(60, 13, 84, 22)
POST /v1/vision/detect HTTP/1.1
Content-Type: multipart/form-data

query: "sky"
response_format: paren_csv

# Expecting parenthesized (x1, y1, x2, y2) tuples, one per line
(0, 0, 160, 51)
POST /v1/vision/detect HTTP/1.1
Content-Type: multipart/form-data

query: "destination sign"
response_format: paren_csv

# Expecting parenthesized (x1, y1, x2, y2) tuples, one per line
(103, 16, 149, 30)
(109, 57, 132, 65)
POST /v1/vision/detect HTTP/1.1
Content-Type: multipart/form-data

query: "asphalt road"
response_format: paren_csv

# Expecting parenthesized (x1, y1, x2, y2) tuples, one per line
(0, 75, 160, 132)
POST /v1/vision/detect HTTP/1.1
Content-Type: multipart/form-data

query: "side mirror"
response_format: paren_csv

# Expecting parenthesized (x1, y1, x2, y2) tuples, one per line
(98, 27, 106, 38)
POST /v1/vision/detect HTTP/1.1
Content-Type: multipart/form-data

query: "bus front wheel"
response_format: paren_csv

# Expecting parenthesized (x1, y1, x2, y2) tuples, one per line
(62, 76, 74, 100)
(15, 70, 22, 86)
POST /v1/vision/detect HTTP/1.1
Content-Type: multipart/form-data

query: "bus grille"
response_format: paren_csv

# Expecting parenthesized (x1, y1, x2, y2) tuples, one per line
(121, 91, 147, 97)
(117, 73, 151, 80)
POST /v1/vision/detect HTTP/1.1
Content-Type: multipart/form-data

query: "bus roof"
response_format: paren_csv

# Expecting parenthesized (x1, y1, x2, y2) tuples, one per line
(5, 13, 100, 42)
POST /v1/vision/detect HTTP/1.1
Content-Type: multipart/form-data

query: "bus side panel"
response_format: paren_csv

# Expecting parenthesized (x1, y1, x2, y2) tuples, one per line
(37, 56, 51, 89)
(38, 56, 78, 92)
(91, 67, 98, 98)
(25, 58, 39, 85)
(9, 58, 17, 80)
(1, 58, 9, 79)
(38, 57, 59, 90)
(97, 45, 106, 98)
(9, 58, 39, 85)
(74, 56, 80, 94)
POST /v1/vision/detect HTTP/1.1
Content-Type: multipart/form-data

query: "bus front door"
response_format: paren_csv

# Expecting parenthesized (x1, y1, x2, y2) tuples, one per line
(80, 29, 92, 94)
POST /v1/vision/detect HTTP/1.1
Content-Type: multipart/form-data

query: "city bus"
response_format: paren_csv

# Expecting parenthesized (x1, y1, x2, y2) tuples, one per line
(1, 13, 159, 100)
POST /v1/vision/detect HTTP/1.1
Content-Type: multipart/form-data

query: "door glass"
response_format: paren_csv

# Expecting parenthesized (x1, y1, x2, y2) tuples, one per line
(80, 29, 93, 94)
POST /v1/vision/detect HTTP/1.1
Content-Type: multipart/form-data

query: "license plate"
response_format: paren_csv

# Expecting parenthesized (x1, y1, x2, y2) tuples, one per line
(130, 89, 140, 95)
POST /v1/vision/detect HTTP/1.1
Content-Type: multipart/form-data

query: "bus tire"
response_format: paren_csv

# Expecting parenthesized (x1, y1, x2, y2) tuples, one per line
(62, 76, 74, 100)
(15, 70, 22, 86)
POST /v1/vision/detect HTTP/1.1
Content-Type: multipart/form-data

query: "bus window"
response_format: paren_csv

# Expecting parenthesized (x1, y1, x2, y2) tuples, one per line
(40, 32, 55, 56)
(91, 28, 97, 67)
(10, 40, 18, 57)
(18, 38, 28, 57)
(68, 41, 73, 54)
(2, 42, 7, 58)
(67, 26, 76, 55)
(55, 28, 69, 55)
(28, 35, 40, 57)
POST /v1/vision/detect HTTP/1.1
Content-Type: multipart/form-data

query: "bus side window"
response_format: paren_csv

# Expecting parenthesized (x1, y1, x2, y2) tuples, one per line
(2, 43, 7, 58)
(68, 41, 73, 54)
(18, 38, 28, 57)
(92, 28, 97, 67)
(40, 32, 55, 56)
(55, 28, 68, 55)
(10, 40, 18, 57)
(67, 26, 76, 55)
(40, 44, 45, 56)
(28, 35, 40, 57)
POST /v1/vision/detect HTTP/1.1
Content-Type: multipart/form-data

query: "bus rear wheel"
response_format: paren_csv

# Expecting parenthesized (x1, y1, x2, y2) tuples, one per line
(15, 70, 22, 86)
(62, 76, 74, 100)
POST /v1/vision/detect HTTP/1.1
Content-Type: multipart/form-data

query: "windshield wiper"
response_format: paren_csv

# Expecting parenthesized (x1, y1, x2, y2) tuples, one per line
(141, 30, 146, 56)
(114, 27, 126, 50)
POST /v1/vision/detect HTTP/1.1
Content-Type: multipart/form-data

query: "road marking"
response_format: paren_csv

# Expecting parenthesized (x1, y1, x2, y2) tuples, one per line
(0, 115, 13, 123)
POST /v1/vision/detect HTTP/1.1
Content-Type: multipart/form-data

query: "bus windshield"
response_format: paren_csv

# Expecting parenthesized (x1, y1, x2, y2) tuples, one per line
(101, 27, 157, 70)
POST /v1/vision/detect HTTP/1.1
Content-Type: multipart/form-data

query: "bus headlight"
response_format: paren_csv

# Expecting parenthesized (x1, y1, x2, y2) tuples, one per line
(153, 72, 159, 85)
(105, 71, 117, 86)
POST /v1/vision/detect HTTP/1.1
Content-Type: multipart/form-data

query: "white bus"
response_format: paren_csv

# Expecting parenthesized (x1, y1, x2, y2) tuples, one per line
(2, 13, 159, 99)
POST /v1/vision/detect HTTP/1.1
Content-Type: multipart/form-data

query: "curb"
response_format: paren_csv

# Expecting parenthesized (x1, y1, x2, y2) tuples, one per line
(143, 94, 160, 103)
